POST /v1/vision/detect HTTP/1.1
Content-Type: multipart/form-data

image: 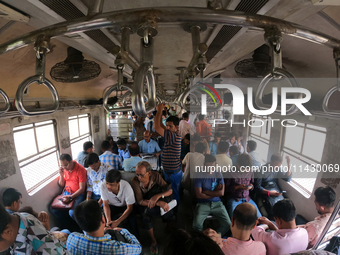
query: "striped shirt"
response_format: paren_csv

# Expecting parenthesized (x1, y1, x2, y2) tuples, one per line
(67, 229, 141, 255)
(162, 130, 181, 171)
(99, 151, 122, 170)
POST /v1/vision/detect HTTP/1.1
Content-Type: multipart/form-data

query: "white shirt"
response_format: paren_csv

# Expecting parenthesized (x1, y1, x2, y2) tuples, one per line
(215, 154, 233, 169)
(248, 150, 262, 168)
(100, 179, 136, 207)
(178, 119, 193, 138)
(182, 152, 205, 193)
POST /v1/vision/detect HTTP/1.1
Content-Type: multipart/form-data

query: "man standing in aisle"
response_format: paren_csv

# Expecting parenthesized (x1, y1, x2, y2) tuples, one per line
(154, 103, 182, 203)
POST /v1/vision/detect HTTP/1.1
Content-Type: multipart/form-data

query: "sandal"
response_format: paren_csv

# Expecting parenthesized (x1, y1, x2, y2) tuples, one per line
(150, 244, 159, 255)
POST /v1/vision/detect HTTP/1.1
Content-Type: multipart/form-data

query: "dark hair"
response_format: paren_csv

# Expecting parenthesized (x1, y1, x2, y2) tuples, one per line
(83, 141, 93, 151)
(106, 136, 113, 142)
(18, 206, 38, 218)
(217, 141, 229, 153)
(184, 134, 190, 141)
(229, 145, 239, 155)
(237, 153, 252, 168)
(247, 140, 257, 151)
(233, 203, 258, 230)
(153, 110, 157, 116)
(2, 188, 22, 207)
(273, 199, 296, 222)
(195, 142, 206, 154)
(214, 132, 222, 138)
(0, 204, 11, 241)
(86, 153, 100, 166)
(166, 116, 180, 126)
(182, 112, 189, 119)
(205, 154, 216, 164)
(198, 114, 205, 121)
(60, 154, 72, 162)
(128, 142, 140, 156)
(163, 229, 224, 255)
(117, 139, 127, 146)
(192, 134, 201, 142)
(101, 140, 111, 151)
(270, 153, 283, 163)
(106, 170, 121, 183)
(229, 132, 236, 139)
(74, 200, 102, 232)
(162, 110, 167, 116)
(314, 186, 336, 208)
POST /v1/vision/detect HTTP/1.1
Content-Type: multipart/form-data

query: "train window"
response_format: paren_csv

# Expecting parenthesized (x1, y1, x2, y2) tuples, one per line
(68, 114, 92, 159)
(282, 122, 327, 198)
(249, 116, 271, 164)
(13, 120, 59, 195)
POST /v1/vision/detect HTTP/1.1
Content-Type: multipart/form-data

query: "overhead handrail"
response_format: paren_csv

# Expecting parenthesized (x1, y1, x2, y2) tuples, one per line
(255, 27, 302, 115)
(15, 35, 59, 116)
(322, 49, 340, 117)
(1, 8, 340, 55)
(0, 89, 10, 114)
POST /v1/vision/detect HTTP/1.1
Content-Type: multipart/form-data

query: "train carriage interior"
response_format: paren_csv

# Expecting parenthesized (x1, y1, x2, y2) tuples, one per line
(1, 0, 340, 254)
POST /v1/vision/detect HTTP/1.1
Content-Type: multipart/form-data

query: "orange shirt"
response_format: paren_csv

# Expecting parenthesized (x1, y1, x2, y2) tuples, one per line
(195, 120, 212, 139)
(63, 161, 87, 193)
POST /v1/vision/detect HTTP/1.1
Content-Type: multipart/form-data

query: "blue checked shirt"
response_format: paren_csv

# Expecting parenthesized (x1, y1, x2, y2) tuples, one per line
(86, 164, 111, 196)
(118, 148, 130, 162)
(99, 151, 122, 170)
(67, 229, 141, 255)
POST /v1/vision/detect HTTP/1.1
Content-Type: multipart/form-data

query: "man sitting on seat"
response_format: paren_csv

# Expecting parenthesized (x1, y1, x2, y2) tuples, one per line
(131, 161, 175, 255)
(208, 132, 222, 156)
(300, 186, 337, 248)
(229, 145, 239, 166)
(252, 199, 308, 255)
(123, 142, 143, 171)
(77, 141, 94, 167)
(49, 154, 86, 229)
(138, 130, 162, 155)
(85, 153, 110, 201)
(204, 203, 266, 255)
(255, 153, 292, 219)
(99, 140, 122, 170)
(192, 154, 231, 236)
(67, 200, 141, 255)
(3, 188, 50, 230)
(246, 140, 262, 169)
(100, 170, 139, 238)
(117, 139, 130, 162)
(0, 204, 68, 255)
(2, 188, 22, 214)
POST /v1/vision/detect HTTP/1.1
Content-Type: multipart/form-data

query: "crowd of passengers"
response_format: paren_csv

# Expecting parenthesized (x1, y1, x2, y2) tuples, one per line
(0, 103, 338, 255)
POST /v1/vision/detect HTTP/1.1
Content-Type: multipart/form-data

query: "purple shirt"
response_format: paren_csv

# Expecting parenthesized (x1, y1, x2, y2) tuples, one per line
(225, 172, 254, 202)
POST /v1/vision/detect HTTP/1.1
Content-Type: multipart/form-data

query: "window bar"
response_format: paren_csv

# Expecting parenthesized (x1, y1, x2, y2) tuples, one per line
(32, 123, 40, 153)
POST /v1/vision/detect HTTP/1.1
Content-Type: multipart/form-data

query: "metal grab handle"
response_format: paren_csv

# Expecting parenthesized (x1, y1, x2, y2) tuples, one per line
(322, 86, 340, 116)
(322, 50, 340, 116)
(103, 84, 133, 112)
(132, 63, 156, 116)
(119, 89, 148, 106)
(255, 68, 301, 115)
(15, 75, 59, 116)
(181, 85, 222, 112)
(0, 89, 10, 114)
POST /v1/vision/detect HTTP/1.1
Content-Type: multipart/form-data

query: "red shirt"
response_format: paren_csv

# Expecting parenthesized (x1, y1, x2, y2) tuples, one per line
(63, 161, 87, 193)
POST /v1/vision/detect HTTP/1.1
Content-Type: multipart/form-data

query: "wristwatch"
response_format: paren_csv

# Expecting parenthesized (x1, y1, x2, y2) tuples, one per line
(161, 194, 164, 199)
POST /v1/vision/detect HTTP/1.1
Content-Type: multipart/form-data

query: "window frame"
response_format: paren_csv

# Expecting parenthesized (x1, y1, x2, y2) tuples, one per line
(68, 114, 92, 159)
(281, 122, 327, 198)
(249, 115, 271, 164)
(13, 120, 60, 195)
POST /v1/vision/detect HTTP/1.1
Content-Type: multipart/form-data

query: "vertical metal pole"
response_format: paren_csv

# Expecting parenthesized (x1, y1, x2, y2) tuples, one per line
(87, 0, 104, 17)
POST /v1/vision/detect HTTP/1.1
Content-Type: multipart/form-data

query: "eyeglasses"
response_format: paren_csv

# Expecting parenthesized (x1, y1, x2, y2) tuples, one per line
(60, 162, 70, 169)
(136, 173, 147, 178)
